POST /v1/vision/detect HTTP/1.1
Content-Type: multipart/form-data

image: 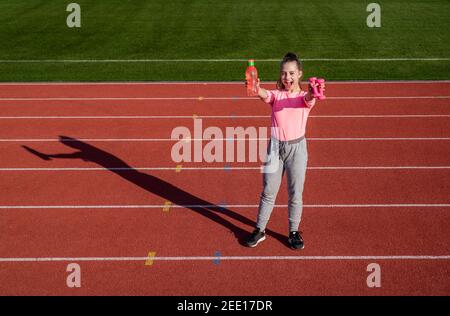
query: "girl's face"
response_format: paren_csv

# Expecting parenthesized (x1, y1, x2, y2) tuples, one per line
(280, 61, 302, 90)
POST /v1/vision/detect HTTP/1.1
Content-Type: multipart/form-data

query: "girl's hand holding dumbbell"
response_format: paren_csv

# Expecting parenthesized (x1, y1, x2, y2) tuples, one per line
(308, 77, 326, 100)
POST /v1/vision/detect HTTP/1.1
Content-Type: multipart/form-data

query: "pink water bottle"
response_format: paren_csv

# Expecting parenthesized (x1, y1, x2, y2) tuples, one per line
(245, 59, 258, 96)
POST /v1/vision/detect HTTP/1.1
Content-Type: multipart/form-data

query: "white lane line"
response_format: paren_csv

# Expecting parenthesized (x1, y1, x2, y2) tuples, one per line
(3, 115, 267, 119)
(1, 137, 449, 142)
(0, 97, 237, 101)
(307, 138, 450, 141)
(0, 255, 449, 263)
(0, 58, 449, 62)
(1, 166, 450, 171)
(0, 96, 449, 101)
(0, 115, 449, 119)
(0, 204, 449, 209)
(0, 80, 449, 85)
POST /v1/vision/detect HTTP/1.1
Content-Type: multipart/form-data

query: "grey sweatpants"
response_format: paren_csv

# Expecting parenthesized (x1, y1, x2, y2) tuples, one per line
(256, 136, 308, 232)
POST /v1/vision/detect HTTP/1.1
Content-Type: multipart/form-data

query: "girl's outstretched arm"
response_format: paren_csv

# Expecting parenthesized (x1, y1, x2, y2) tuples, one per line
(255, 79, 269, 100)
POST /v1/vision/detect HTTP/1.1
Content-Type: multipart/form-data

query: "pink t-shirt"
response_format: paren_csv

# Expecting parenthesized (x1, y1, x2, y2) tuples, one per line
(263, 89, 316, 141)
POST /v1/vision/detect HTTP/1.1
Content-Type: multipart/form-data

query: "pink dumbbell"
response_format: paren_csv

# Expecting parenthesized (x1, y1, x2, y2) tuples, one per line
(308, 77, 326, 100)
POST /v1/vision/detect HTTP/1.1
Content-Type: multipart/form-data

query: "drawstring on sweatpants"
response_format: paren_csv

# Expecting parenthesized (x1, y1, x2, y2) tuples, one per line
(279, 141, 287, 157)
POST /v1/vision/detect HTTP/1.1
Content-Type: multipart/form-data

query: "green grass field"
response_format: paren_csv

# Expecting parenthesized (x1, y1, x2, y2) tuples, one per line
(0, 0, 449, 81)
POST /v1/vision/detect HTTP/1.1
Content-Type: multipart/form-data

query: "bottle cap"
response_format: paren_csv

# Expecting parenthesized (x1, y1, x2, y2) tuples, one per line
(248, 59, 255, 66)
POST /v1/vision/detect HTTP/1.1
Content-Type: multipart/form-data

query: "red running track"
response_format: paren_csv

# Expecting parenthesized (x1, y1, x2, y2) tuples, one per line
(0, 82, 449, 296)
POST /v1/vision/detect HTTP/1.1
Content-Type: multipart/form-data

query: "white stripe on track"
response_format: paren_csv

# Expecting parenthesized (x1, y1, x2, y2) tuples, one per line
(0, 96, 449, 101)
(0, 255, 449, 263)
(307, 137, 450, 141)
(1, 137, 449, 142)
(0, 204, 449, 209)
(0, 58, 449, 63)
(0, 114, 449, 119)
(0, 166, 449, 171)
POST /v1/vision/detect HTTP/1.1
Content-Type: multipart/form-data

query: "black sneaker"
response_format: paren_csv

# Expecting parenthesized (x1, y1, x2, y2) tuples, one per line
(288, 231, 304, 249)
(244, 228, 266, 247)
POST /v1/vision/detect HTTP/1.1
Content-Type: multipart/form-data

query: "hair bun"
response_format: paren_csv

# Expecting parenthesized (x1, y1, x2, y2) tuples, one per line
(284, 52, 298, 59)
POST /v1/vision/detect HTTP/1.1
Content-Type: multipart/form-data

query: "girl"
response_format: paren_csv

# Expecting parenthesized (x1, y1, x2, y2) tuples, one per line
(245, 52, 325, 249)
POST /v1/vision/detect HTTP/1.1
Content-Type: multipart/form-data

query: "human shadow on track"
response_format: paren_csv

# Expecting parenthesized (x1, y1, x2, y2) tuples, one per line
(22, 135, 289, 247)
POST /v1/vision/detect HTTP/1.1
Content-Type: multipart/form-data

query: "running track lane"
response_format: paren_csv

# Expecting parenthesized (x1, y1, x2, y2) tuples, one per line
(0, 117, 448, 139)
(0, 140, 449, 168)
(0, 99, 449, 117)
(0, 81, 448, 98)
(0, 169, 449, 205)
